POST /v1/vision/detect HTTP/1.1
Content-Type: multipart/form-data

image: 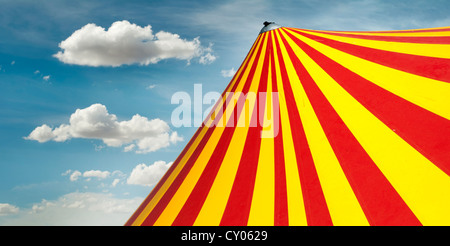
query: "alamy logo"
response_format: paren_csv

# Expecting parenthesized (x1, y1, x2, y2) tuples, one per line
(171, 84, 280, 138)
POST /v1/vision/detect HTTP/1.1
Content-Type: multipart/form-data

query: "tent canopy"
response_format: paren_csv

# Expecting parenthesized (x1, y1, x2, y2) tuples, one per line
(126, 22, 450, 226)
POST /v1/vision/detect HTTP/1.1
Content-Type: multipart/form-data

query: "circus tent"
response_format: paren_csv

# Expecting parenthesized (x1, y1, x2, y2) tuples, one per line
(125, 22, 450, 226)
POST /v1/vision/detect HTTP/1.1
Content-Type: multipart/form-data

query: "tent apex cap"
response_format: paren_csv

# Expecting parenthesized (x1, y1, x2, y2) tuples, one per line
(260, 21, 282, 34)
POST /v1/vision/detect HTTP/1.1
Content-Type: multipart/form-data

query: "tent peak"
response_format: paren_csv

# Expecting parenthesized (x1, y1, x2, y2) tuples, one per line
(260, 21, 282, 34)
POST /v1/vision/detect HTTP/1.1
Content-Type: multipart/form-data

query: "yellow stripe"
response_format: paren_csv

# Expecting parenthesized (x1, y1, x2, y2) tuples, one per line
(206, 35, 262, 128)
(297, 29, 450, 59)
(284, 30, 450, 225)
(153, 117, 225, 225)
(277, 30, 369, 226)
(130, 34, 264, 226)
(356, 26, 450, 33)
(193, 34, 269, 226)
(310, 29, 450, 37)
(248, 57, 275, 225)
(154, 34, 270, 226)
(131, 125, 208, 225)
(273, 31, 307, 226)
(192, 117, 253, 225)
(284, 29, 450, 121)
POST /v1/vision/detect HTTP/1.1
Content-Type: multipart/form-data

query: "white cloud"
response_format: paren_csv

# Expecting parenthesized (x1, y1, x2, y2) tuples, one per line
(94, 144, 105, 151)
(65, 169, 126, 190)
(127, 161, 173, 187)
(54, 20, 216, 67)
(146, 84, 156, 90)
(169, 131, 183, 144)
(25, 103, 182, 153)
(25, 124, 54, 143)
(43, 75, 50, 81)
(0, 192, 142, 225)
(221, 67, 236, 78)
(199, 52, 216, 64)
(70, 171, 82, 181)
(134, 132, 183, 154)
(83, 170, 111, 180)
(0, 203, 19, 216)
(111, 179, 120, 187)
(123, 144, 135, 152)
(61, 169, 72, 176)
(63, 162, 169, 190)
(31, 199, 55, 213)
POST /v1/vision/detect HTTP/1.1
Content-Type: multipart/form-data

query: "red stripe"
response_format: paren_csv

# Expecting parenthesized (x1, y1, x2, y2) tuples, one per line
(172, 92, 258, 225)
(171, 123, 236, 225)
(284, 30, 450, 177)
(141, 92, 238, 225)
(124, 124, 203, 226)
(140, 125, 216, 225)
(170, 37, 267, 225)
(140, 37, 267, 226)
(125, 35, 264, 226)
(219, 33, 271, 226)
(282, 30, 423, 225)
(287, 28, 450, 83)
(276, 30, 333, 226)
(271, 45, 289, 226)
(202, 35, 262, 125)
(300, 29, 450, 44)
(302, 27, 450, 34)
(366, 27, 450, 34)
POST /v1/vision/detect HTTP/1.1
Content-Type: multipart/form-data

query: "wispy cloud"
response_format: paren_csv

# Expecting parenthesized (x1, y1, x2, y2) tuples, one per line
(190, 0, 450, 39)
(221, 67, 236, 78)
(0, 203, 19, 216)
(146, 84, 157, 90)
(64, 169, 125, 184)
(0, 192, 141, 225)
(189, 0, 268, 42)
(82, 170, 111, 180)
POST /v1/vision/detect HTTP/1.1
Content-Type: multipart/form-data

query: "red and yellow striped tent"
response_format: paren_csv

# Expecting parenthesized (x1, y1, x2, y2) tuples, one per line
(126, 22, 450, 226)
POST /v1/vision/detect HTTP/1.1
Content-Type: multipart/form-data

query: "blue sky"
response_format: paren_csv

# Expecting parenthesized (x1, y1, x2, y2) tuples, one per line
(0, 0, 449, 225)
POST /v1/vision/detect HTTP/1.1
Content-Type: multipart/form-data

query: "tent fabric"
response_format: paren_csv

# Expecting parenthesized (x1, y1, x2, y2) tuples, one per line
(125, 26, 450, 226)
